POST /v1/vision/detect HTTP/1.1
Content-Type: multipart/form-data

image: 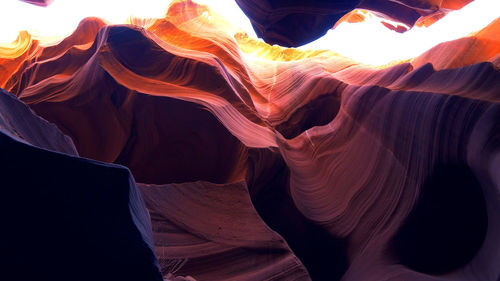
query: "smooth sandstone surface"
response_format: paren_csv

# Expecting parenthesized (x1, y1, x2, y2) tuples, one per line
(139, 181, 310, 281)
(1, 0, 499, 280)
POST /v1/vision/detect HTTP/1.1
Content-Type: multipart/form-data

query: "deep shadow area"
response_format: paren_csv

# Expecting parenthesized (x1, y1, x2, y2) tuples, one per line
(246, 148, 349, 280)
(113, 93, 247, 185)
(275, 93, 341, 139)
(391, 163, 488, 275)
(0, 132, 163, 281)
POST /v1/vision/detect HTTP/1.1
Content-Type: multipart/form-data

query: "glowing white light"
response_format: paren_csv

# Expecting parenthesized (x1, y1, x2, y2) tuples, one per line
(301, 0, 500, 66)
(0, 0, 255, 44)
(191, 0, 256, 37)
(0, 0, 170, 43)
(0, 0, 498, 65)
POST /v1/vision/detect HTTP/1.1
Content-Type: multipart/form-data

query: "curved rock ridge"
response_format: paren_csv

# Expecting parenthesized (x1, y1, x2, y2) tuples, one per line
(139, 180, 310, 281)
(235, 0, 475, 47)
(0, 31, 39, 89)
(1, 1, 499, 280)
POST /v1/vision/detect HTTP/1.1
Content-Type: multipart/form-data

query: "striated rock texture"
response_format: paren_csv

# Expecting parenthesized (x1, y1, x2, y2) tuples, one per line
(1, 0, 500, 280)
(236, 0, 475, 47)
(139, 181, 310, 280)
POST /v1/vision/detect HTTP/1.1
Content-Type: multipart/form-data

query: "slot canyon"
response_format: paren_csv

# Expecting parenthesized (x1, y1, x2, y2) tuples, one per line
(0, 0, 499, 280)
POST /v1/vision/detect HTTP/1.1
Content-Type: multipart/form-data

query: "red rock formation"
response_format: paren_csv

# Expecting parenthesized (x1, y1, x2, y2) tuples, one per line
(1, 1, 499, 280)
(0, 31, 38, 89)
(412, 17, 500, 70)
(139, 180, 310, 280)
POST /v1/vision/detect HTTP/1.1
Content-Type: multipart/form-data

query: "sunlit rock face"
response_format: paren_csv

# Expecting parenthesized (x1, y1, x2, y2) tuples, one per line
(412, 17, 500, 70)
(236, 0, 474, 47)
(1, 0, 500, 280)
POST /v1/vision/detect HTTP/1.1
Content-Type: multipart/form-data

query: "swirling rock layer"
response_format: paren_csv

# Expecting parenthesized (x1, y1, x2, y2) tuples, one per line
(139, 180, 310, 281)
(1, 1, 499, 280)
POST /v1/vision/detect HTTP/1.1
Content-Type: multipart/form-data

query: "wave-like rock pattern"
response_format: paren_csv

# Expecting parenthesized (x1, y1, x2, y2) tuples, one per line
(1, 1, 499, 280)
(139, 180, 310, 280)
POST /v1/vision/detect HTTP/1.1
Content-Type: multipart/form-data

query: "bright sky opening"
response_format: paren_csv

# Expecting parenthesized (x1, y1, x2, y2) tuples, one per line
(0, 0, 499, 66)
(300, 0, 500, 65)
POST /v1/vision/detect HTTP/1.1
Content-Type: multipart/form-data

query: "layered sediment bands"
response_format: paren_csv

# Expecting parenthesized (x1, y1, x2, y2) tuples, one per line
(0, 89, 162, 281)
(37, 17, 107, 60)
(235, 0, 475, 47)
(245, 148, 349, 280)
(278, 88, 499, 280)
(6, 24, 250, 184)
(0, 31, 39, 88)
(1, 1, 500, 280)
(138, 181, 310, 281)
